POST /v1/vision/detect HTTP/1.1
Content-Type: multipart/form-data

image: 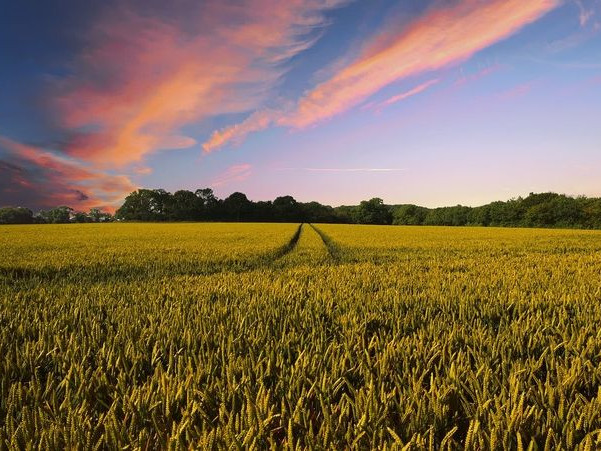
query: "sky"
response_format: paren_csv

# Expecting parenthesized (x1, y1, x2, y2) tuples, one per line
(1, 0, 600, 212)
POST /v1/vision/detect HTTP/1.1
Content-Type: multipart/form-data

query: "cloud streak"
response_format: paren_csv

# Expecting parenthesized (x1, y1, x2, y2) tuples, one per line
(368, 79, 440, 111)
(211, 164, 253, 188)
(204, 0, 559, 150)
(279, 167, 407, 172)
(204, 109, 279, 154)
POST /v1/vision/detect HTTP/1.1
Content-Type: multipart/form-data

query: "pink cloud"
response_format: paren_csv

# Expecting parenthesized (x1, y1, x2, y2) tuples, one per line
(0, 136, 136, 212)
(283, 0, 559, 128)
(370, 79, 440, 111)
(203, 109, 279, 153)
(202, 0, 559, 150)
(210, 164, 253, 188)
(53, 0, 348, 167)
(9, 1, 348, 209)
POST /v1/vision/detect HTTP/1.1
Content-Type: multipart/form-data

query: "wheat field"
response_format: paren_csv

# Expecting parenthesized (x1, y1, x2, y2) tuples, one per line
(2, 223, 601, 449)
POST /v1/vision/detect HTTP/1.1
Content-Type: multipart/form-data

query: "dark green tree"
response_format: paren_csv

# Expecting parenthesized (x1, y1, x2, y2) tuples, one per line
(73, 211, 90, 223)
(273, 196, 302, 222)
(356, 198, 392, 225)
(168, 190, 201, 221)
(0, 207, 34, 224)
(223, 192, 252, 221)
(39, 206, 73, 223)
(392, 205, 428, 225)
(115, 189, 161, 221)
(195, 188, 219, 220)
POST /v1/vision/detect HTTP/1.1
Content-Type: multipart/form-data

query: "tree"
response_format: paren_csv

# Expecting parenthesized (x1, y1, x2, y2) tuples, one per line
(115, 189, 160, 221)
(333, 205, 357, 224)
(73, 211, 90, 223)
(195, 188, 219, 220)
(89, 208, 102, 222)
(392, 205, 428, 225)
(39, 206, 73, 223)
(468, 206, 491, 226)
(90, 209, 113, 222)
(149, 189, 172, 218)
(250, 201, 274, 222)
(301, 202, 338, 223)
(581, 198, 601, 228)
(168, 190, 201, 221)
(273, 196, 302, 222)
(0, 207, 34, 224)
(223, 192, 252, 221)
(549, 196, 582, 227)
(195, 188, 217, 205)
(356, 198, 392, 225)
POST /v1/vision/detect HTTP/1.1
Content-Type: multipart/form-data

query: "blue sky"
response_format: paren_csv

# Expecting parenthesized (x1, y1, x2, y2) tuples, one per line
(1, 0, 600, 211)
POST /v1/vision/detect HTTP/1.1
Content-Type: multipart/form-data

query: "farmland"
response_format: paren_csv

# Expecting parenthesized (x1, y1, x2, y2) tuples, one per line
(2, 223, 601, 449)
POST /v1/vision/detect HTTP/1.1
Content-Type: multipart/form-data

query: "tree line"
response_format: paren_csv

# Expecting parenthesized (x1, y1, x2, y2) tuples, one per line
(391, 192, 601, 229)
(1, 190, 600, 229)
(0, 206, 112, 224)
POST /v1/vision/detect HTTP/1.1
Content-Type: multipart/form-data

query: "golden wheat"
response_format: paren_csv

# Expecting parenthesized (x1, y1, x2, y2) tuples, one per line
(1, 223, 601, 449)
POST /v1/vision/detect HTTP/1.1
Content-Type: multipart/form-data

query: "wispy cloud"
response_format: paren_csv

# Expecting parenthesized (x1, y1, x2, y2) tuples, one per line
(543, 1, 601, 52)
(211, 164, 253, 188)
(367, 79, 440, 111)
(51, 0, 348, 167)
(204, 109, 279, 154)
(283, 0, 559, 128)
(278, 167, 407, 172)
(575, 0, 595, 26)
(204, 0, 559, 150)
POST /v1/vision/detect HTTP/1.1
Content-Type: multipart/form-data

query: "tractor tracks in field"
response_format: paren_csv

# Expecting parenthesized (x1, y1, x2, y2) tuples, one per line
(271, 223, 304, 260)
(271, 223, 342, 266)
(308, 224, 342, 262)
(2, 223, 340, 285)
(1, 226, 305, 284)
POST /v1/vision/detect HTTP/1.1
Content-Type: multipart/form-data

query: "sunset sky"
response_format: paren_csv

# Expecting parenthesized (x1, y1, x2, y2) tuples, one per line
(1, 0, 600, 212)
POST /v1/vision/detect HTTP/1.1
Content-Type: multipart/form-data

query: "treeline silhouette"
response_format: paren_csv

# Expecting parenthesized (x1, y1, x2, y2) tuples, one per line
(1, 190, 600, 229)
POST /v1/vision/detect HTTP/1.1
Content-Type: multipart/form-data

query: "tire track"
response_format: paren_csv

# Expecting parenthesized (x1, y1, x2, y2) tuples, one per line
(4, 224, 306, 283)
(270, 223, 303, 260)
(309, 224, 343, 262)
